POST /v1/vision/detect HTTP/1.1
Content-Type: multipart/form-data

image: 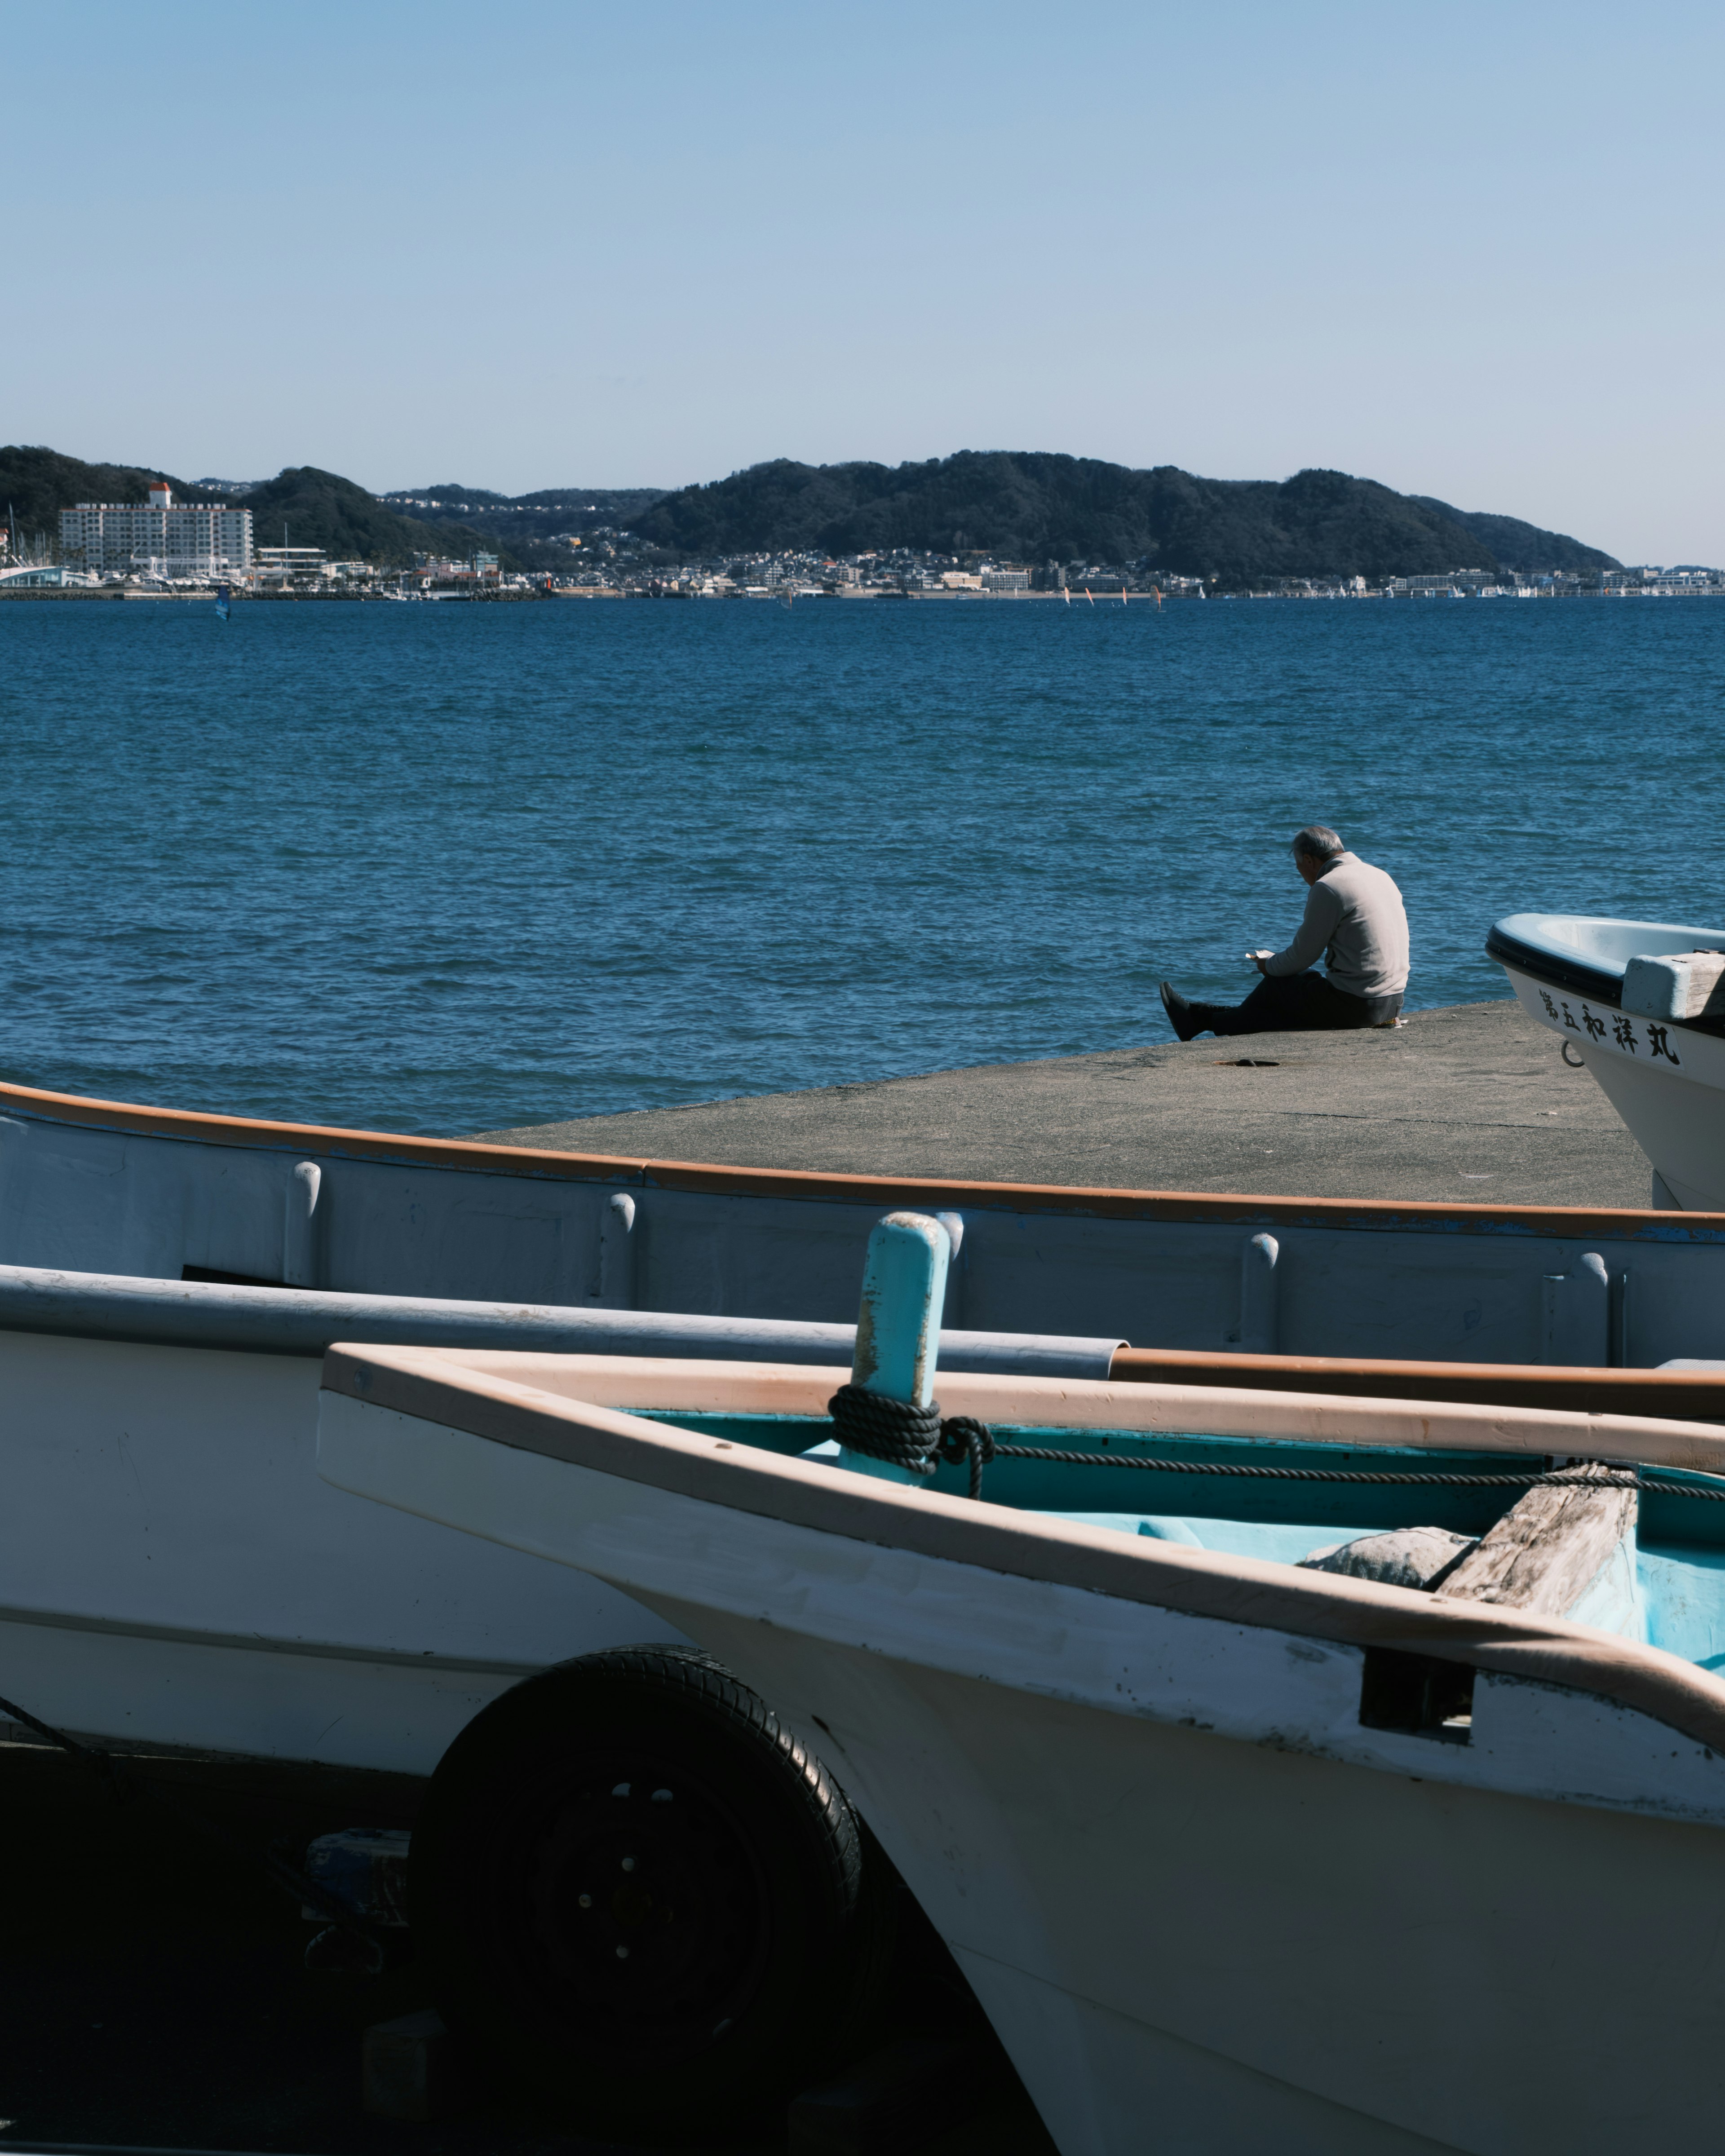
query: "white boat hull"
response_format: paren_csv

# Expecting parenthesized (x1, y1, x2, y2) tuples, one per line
(318, 1351, 1725, 2155)
(0, 1328, 683, 1770)
(12, 1250, 1721, 1776)
(672, 1601, 1725, 2156)
(6, 1071, 1725, 1368)
(1500, 961, 1725, 1208)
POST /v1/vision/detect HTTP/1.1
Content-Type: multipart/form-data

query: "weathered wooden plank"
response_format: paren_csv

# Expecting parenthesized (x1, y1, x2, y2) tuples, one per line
(1436, 1467, 1638, 1618)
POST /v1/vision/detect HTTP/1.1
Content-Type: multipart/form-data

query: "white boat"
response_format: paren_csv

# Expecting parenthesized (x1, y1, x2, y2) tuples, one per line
(317, 1337, 1725, 2153)
(2, 1071, 1724, 1787)
(0, 1266, 1115, 1774)
(5, 1070, 1725, 1368)
(1489, 913, 1725, 1209)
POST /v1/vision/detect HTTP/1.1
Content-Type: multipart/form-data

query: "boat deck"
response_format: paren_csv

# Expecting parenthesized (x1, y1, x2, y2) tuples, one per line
(481, 999, 1650, 1209)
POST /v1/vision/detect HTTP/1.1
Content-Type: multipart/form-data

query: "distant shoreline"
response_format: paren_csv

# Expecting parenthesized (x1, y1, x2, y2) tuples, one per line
(7, 585, 1722, 606)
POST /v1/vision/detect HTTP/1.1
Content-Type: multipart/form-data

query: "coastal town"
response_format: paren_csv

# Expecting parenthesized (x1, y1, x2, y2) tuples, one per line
(1, 478, 1721, 600)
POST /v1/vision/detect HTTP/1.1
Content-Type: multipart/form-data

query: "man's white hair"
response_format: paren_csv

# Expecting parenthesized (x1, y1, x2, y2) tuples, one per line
(1291, 824, 1344, 861)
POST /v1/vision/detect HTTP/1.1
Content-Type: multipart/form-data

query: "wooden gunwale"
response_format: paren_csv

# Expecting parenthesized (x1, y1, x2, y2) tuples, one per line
(1111, 1349, 1725, 1423)
(4, 1076, 1723, 1239)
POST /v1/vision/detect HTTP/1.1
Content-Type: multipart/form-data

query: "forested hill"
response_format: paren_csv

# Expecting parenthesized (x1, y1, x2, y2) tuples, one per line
(375, 485, 667, 573)
(0, 446, 185, 543)
(1409, 498, 1618, 576)
(5, 444, 1621, 581)
(634, 453, 1619, 580)
(0, 448, 513, 568)
(238, 468, 511, 568)
(381, 486, 664, 535)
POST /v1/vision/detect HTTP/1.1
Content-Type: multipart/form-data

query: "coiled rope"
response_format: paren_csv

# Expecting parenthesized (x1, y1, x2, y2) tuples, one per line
(827, 1385, 995, 1498)
(825, 1391, 1725, 1505)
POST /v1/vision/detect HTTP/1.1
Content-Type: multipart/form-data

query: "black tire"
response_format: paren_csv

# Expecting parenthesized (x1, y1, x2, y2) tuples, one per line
(411, 1645, 896, 2140)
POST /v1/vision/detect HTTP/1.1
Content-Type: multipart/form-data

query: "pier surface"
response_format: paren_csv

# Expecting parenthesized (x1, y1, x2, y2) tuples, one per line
(485, 1000, 1649, 1209)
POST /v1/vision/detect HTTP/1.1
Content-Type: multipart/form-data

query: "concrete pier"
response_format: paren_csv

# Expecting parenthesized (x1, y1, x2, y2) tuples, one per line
(483, 1001, 1651, 1210)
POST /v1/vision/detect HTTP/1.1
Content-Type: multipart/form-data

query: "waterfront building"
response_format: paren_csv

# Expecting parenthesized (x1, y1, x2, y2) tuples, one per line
(60, 483, 253, 576)
(1394, 572, 1492, 595)
(0, 564, 78, 588)
(254, 547, 328, 583)
(1606, 566, 1725, 595)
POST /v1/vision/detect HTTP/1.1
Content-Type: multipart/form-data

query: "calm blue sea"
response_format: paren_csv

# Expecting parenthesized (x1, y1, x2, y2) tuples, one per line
(1, 595, 1720, 1136)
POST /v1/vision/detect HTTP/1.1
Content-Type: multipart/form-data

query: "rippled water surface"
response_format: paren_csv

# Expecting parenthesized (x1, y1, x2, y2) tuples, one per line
(2, 595, 1720, 1134)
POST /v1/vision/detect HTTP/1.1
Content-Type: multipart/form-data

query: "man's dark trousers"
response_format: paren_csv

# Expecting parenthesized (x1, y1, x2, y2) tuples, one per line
(1196, 971, 1398, 1038)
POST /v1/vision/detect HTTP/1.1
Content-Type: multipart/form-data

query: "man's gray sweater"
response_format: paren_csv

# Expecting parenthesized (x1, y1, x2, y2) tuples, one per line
(1264, 852, 1409, 1000)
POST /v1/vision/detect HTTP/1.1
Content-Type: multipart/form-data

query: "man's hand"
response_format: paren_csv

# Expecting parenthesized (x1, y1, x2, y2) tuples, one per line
(1247, 948, 1274, 974)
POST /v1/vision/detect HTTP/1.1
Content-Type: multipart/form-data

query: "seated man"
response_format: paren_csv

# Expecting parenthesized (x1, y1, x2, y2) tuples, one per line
(1160, 825, 1408, 1040)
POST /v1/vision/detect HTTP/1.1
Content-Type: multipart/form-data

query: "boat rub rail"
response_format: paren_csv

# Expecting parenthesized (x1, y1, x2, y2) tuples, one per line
(2, 1074, 1721, 1236)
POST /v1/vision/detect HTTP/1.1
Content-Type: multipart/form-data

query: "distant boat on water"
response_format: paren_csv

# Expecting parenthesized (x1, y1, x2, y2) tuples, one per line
(215, 583, 230, 621)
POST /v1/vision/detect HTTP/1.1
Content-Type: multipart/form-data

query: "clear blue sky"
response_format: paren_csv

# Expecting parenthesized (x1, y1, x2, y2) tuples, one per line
(6, 1, 1721, 561)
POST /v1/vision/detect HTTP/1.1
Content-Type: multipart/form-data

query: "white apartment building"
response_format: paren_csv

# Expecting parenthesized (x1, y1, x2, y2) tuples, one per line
(60, 482, 253, 576)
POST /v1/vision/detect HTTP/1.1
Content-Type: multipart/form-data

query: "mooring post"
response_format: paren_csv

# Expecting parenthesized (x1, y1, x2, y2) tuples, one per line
(841, 1211, 951, 1484)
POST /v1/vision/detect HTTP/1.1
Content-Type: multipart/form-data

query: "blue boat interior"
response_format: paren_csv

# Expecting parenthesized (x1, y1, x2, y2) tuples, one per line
(639, 1410, 1725, 1673)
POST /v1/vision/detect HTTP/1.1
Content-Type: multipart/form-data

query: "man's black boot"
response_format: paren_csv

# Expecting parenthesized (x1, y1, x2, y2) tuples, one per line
(1159, 981, 1208, 1043)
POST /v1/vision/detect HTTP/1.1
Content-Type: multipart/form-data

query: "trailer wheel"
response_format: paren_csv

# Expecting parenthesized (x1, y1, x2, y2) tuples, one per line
(410, 1646, 895, 2140)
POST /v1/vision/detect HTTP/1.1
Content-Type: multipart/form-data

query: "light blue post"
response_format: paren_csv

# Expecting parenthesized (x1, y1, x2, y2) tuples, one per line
(840, 1211, 951, 1484)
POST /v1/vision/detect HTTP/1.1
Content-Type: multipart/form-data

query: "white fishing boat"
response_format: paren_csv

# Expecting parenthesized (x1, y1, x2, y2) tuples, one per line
(0, 1074, 1722, 1787)
(4, 1070, 1725, 1368)
(315, 1214, 1725, 2151)
(315, 1348, 1725, 2151)
(3, 1255, 1722, 1776)
(1489, 913, 1725, 1209)
(0, 1266, 1115, 1774)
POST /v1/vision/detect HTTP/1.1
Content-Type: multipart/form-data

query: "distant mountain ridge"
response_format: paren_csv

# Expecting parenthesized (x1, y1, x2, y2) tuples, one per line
(1408, 498, 1616, 576)
(635, 453, 1620, 580)
(1, 444, 1621, 580)
(378, 485, 667, 570)
(239, 468, 509, 567)
(0, 446, 185, 543)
